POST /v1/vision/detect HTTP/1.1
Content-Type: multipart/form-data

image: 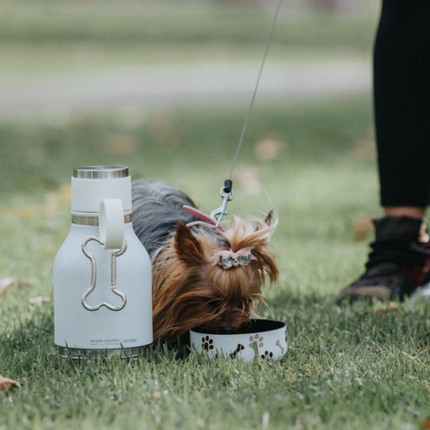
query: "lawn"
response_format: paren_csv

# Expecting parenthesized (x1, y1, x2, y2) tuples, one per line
(0, 0, 377, 80)
(1, 2, 429, 430)
(1, 97, 429, 430)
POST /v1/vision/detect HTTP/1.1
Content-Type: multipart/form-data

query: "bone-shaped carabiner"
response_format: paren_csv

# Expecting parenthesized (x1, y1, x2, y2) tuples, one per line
(210, 186, 234, 228)
(81, 236, 128, 312)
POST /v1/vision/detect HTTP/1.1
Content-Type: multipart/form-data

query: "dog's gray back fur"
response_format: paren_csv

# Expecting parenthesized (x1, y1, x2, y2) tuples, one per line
(132, 180, 199, 257)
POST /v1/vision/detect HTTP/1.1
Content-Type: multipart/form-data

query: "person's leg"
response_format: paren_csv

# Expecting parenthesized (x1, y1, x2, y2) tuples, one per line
(384, 208, 425, 219)
(375, 0, 430, 209)
(337, 0, 430, 304)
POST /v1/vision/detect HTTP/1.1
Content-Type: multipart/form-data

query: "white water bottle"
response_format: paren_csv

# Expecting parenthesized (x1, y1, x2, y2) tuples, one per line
(54, 166, 152, 358)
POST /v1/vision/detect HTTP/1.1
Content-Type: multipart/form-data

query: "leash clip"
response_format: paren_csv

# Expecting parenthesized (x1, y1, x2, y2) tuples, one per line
(210, 180, 234, 228)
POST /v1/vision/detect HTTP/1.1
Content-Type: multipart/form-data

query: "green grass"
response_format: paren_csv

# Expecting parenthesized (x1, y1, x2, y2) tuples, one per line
(0, 2, 376, 48)
(0, 1, 378, 79)
(1, 2, 429, 429)
(1, 96, 429, 430)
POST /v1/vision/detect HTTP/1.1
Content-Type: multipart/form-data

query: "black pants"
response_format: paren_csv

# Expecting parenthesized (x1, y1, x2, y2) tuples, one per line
(374, 0, 430, 207)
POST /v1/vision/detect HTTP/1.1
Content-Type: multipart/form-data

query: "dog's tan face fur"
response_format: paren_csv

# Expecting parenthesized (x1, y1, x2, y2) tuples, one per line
(151, 212, 279, 342)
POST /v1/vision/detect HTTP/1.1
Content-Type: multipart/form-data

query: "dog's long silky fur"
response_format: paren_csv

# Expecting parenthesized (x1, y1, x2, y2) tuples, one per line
(132, 180, 279, 343)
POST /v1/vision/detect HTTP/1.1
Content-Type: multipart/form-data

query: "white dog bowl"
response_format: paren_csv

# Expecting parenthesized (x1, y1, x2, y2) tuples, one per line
(190, 319, 288, 361)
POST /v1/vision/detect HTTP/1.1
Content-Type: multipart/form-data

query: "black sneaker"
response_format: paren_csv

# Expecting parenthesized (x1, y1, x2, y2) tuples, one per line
(336, 216, 430, 304)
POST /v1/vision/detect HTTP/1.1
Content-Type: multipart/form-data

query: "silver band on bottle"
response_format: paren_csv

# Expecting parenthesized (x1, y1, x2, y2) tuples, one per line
(72, 215, 132, 226)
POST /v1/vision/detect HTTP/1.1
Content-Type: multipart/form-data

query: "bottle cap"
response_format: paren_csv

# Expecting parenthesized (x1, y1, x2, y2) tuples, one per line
(73, 166, 129, 180)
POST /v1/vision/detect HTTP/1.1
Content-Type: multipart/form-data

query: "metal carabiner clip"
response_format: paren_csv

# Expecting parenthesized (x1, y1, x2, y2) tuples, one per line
(210, 185, 234, 228)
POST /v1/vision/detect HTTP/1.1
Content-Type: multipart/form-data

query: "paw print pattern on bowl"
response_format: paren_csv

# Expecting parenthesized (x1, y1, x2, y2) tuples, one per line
(190, 319, 287, 361)
(275, 339, 285, 354)
(261, 351, 274, 360)
(202, 336, 214, 350)
(230, 343, 245, 359)
(249, 334, 264, 349)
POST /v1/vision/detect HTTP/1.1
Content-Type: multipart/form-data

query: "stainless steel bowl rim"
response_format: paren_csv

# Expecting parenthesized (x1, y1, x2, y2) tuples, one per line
(190, 319, 286, 336)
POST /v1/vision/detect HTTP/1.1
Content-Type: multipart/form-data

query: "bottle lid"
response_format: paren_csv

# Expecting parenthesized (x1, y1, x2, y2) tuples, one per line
(73, 166, 129, 180)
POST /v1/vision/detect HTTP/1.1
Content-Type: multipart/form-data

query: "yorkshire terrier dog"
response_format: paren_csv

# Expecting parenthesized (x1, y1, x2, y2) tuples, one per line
(132, 180, 279, 343)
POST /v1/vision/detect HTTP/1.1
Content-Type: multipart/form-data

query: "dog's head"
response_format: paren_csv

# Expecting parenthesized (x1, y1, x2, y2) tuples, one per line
(152, 211, 279, 342)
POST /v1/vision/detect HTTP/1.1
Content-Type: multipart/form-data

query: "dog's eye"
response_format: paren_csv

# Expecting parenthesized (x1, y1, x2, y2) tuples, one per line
(205, 299, 221, 309)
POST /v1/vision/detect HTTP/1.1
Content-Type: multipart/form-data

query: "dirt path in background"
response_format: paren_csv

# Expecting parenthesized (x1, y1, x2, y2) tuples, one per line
(0, 59, 370, 120)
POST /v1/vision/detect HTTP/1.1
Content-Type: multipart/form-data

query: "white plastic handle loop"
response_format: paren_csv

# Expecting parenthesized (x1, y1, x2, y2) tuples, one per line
(99, 198, 124, 249)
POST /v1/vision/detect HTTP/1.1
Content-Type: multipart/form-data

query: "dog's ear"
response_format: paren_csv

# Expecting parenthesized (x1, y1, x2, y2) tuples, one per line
(264, 210, 274, 227)
(174, 221, 205, 265)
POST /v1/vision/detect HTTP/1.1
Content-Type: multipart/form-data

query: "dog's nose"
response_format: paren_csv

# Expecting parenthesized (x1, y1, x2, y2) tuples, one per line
(219, 326, 234, 334)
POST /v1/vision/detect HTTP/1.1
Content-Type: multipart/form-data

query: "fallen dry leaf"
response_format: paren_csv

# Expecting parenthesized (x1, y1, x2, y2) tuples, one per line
(107, 134, 138, 155)
(348, 139, 376, 161)
(402, 351, 426, 367)
(373, 302, 398, 314)
(0, 375, 19, 392)
(388, 302, 399, 313)
(28, 296, 51, 307)
(0, 278, 30, 293)
(149, 114, 171, 134)
(254, 136, 287, 162)
(236, 167, 262, 195)
(348, 128, 376, 161)
(421, 418, 430, 430)
(353, 217, 373, 242)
